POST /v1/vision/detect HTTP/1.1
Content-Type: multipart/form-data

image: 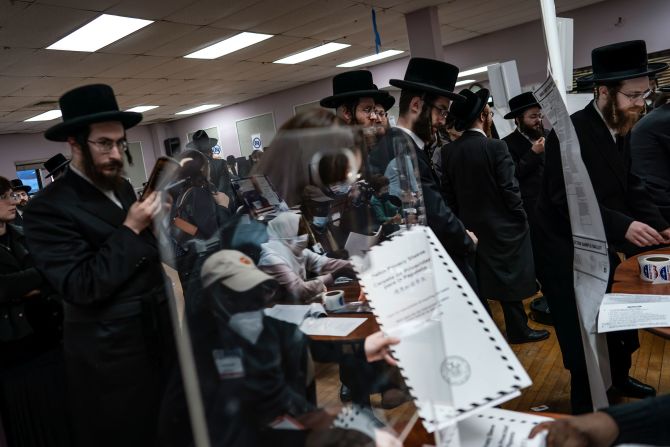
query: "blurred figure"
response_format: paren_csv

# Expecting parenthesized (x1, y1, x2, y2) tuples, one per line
(250, 148, 263, 166)
(226, 154, 251, 179)
(369, 174, 401, 236)
(258, 212, 355, 302)
(301, 185, 347, 257)
(9, 179, 30, 226)
(43, 153, 71, 181)
(187, 130, 236, 208)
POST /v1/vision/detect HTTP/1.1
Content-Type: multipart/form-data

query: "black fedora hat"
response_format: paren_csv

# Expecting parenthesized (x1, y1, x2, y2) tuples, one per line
(10, 179, 31, 193)
(389, 57, 465, 102)
(577, 40, 667, 84)
(186, 130, 218, 150)
(45, 84, 142, 142)
(374, 86, 396, 111)
(44, 153, 70, 178)
(503, 92, 541, 119)
(449, 88, 490, 131)
(320, 70, 387, 108)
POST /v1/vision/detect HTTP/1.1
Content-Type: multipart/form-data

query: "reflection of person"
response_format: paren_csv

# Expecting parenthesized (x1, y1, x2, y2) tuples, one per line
(369, 174, 401, 235)
(23, 84, 178, 446)
(258, 212, 354, 302)
(187, 130, 235, 208)
(529, 394, 670, 446)
(9, 179, 31, 226)
(193, 249, 401, 446)
(0, 176, 71, 446)
(534, 40, 670, 413)
(444, 89, 548, 344)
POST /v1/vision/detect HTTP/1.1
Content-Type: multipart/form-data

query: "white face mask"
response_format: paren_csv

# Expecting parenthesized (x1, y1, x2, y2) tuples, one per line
(288, 234, 309, 256)
(329, 182, 351, 196)
(228, 310, 265, 345)
(312, 215, 329, 228)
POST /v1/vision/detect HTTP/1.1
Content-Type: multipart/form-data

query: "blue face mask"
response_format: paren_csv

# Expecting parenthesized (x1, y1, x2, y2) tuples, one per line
(329, 182, 351, 196)
(312, 216, 329, 228)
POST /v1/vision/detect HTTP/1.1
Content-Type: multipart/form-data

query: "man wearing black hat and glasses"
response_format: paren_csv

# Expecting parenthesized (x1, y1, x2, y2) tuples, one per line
(22, 84, 178, 446)
(444, 88, 548, 344)
(320, 70, 387, 131)
(9, 179, 31, 227)
(371, 57, 478, 290)
(535, 40, 670, 414)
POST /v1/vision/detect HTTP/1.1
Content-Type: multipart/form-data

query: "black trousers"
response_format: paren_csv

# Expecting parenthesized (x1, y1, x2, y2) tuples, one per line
(499, 300, 531, 338)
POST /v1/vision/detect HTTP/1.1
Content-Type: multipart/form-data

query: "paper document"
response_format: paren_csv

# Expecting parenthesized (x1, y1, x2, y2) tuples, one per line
(345, 228, 382, 259)
(264, 303, 326, 325)
(298, 317, 366, 336)
(598, 293, 670, 333)
(458, 408, 551, 447)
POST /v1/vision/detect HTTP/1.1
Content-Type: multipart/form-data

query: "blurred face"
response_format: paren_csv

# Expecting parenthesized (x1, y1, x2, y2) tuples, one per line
(600, 76, 649, 135)
(15, 190, 29, 207)
(354, 97, 380, 127)
(71, 121, 126, 190)
(481, 105, 494, 137)
(0, 190, 18, 223)
(430, 96, 450, 136)
(374, 104, 389, 129)
(518, 106, 544, 140)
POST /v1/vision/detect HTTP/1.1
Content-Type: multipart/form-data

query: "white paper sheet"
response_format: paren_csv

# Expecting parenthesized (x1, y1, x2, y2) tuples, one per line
(344, 228, 382, 259)
(298, 317, 366, 336)
(457, 408, 551, 447)
(598, 293, 670, 332)
(534, 76, 611, 409)
(264, 303, 326, 325)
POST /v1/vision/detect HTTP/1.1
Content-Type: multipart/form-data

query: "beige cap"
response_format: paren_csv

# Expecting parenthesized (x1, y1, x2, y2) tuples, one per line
(201, 250, 274, 292)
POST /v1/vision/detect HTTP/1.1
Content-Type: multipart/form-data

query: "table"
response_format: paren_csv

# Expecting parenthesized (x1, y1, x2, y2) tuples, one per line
(612, 247, 670, 339)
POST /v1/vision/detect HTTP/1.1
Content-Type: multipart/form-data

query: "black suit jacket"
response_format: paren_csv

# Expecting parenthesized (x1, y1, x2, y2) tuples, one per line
(535, 101, 669, 279)
(502, 128, 546, 214)
(23, 169, 163, 311)
(631, 103, 670, 223)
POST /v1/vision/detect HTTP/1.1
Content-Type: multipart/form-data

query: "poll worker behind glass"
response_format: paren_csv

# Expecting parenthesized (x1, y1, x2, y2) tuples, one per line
(191, 249, 401, 446)
(258, 212, 355, 302)
(443, 88, 548, 344)
(534, 40, 670, 414)
(22, 84, 179, 447)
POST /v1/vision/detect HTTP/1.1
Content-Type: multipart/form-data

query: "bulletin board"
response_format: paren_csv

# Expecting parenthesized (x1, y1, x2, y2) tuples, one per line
(235, 113, 276, 157)
(293, 100, 321, 116)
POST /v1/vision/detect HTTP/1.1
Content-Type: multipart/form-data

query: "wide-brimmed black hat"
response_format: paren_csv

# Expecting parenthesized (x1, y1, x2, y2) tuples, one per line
(44, 153, 70, 178)
(504, 92, 541, 119)
(10, 179, 31, 193)
(320, 71, 388, 108)
(450, 88, 490, 131)
(389, 57, 464, 102)
(375, 87, 396, 111)
(45, 84, 142, 142)
(577, 40, 667, 84)
(186, 130, 218, 150)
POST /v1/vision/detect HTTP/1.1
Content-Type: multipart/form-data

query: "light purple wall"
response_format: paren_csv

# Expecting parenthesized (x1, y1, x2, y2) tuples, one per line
(1, 0, 669, 173)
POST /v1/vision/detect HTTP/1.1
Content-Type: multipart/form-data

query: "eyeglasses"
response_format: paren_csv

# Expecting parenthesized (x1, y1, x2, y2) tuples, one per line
(375, 109, 388, 117)
(358, 106, 379, 118)
(87, 138, 129, 154)
(0, 192, 20, 202)
(484, 110, 495, 118)
(428, 103, 450, 119)
(616, 89, 652, 102)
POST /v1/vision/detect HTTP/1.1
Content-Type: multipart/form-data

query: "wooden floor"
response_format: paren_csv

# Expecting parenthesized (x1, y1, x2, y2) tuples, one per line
(313, 296, 670, 436)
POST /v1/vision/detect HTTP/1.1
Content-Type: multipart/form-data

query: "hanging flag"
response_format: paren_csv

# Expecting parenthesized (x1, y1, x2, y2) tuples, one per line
(371, 8, 381, 54)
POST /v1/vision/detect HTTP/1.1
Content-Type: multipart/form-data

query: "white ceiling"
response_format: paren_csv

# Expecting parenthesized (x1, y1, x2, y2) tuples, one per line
(0, 0, 604, 134)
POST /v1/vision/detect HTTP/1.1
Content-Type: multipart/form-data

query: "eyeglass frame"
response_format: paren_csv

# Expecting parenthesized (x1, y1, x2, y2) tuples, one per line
(0, 192, 20, 202)
(427, 102, 450, 119)
(356, 105, 380, 118)
(86, 138, 129, 154)
(616, 88, 652, 102)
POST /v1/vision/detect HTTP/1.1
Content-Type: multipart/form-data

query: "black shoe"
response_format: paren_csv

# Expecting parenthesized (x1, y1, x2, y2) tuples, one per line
(339, 384, 352, 403)
(529, 296, 553, 326)
(507, 329, 550, 344)
(612, 377, 656, 399)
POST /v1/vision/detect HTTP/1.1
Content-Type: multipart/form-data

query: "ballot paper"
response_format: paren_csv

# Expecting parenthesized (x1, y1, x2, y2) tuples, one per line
(298, 317, 366, 336)
(354, 226, 531, 432)
(344, 227, 382, 259)
(534, 76, 611, 409)
(264, 303, 326, 325)
(598, 293, 670, 333)
(456, 408, 551, 447)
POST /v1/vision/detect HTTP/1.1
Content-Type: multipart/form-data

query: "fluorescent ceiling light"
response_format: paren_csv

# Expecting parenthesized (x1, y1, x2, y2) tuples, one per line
(458, 65, 489, 78)
(126, 105, 159, 113)
(175, 104, 221, 115)
(25, 110, 62, 122)
(184, 32, 274, 59)
(274, 42, 350, 65)
(337, 49, 404, 68)
(47, 14, 153, 52)
(454, 79, 476, 87)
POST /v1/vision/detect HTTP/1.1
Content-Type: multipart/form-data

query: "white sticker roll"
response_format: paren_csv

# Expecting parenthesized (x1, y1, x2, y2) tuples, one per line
(637, 254, 670, 284)
(322, 290, 345, 311)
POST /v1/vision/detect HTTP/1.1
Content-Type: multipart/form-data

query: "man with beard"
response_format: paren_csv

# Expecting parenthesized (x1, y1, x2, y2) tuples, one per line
(22, 84, 179, 446)
(443, 89, 548, 343)
(373, 88, 395, 134)
(502, 92, 552, 325)
(8, 179, 30, 226)
(370, 57, 479, 291)
(534, 40, 670, 414)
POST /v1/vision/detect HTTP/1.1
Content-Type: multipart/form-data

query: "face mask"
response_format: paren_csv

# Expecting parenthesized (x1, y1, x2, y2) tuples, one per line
(228, 310, 265, 345)
(312, 216, 329, 228)
(288, 234, 309, 255)
(329, 182, 351, 196)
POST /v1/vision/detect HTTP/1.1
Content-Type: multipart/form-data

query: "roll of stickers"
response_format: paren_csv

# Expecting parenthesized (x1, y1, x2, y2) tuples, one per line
(322, 290, 345, 311)
(638, 254, 670, 284)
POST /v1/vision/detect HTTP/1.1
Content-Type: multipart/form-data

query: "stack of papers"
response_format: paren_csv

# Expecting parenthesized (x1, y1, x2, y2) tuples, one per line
(264, 303, 326, 325)
(265, 304, 366, 336)
(598, 293, 670, 333)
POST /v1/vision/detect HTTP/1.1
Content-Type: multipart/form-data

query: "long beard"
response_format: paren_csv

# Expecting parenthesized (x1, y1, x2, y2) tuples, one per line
(412, 104, 433, 144)
(82, 145, 125, 191)
(519, 120, 544, 140)
(602, 96, 643, 136)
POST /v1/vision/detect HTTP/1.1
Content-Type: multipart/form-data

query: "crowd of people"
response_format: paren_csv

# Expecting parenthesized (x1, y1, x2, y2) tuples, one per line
(1, 36, 670, 447)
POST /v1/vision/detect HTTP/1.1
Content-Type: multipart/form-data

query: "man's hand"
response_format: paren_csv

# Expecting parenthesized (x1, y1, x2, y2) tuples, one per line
(213, 191, 230, 208)
(625, 221, 666, 247)
(531, 137, 545, 154)
(529, 412, 618, 447)
(373, 428, 403, 447)
(466, 230, 478, 246)
(364, 331, 400, 366)
(660, 227, 670, 244)
(123, 191, 162, 235)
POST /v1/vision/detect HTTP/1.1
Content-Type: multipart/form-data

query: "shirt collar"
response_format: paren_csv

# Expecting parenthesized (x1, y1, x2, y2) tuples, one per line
(70, 164, 123, 209)
(395, 125, 425, 150)
(467, 128, 487, 137)
(592, 101, 617, 142)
